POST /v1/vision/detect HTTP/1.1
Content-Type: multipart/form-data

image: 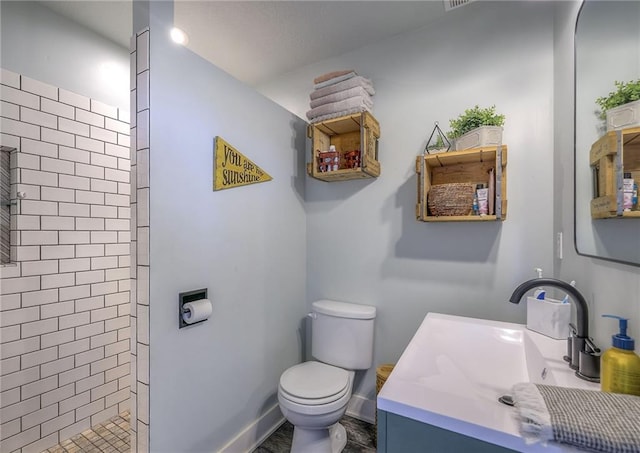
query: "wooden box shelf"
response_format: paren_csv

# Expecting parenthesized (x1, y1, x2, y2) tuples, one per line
(589, 127, 640, 219)
(416, 146, 508, 222)
(307, 112, 380, 182)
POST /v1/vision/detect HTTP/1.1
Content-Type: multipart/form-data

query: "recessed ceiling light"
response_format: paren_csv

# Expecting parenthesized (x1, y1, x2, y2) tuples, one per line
(170, 27, 188, 45)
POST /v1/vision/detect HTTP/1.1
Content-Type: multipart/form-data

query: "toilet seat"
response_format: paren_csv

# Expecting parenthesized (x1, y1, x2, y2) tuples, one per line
(279, 361, 350, 406)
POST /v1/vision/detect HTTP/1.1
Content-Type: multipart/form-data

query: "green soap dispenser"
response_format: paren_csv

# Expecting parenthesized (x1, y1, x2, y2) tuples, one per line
(601, 315, 640, 396)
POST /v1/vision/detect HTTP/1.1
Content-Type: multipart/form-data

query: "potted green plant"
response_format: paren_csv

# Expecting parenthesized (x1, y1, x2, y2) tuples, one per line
(595, 79, 640, 131)
(448, 105, 505, 151)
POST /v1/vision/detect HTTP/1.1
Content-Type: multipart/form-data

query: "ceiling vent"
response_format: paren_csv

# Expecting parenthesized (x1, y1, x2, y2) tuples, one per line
(444, 0, 475, 11)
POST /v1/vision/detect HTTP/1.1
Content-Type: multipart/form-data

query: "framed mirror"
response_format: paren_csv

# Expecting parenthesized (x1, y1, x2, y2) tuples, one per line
(574, 0, 640, 266)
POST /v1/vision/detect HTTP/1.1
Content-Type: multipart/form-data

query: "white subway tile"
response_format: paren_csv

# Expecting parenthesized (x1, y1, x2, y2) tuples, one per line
(91, 380, 118, 402)
(21, 260, 58, 276)
(0, 68, 20, 88)
(91, 281, 118, 297)
(105, 363, 129, 383)
(41, 98, 74, 119)
(0, 263, 20, 279)
(0, 366, 39, 392)
(90, 126, 117, 144)
(24, 432, 59, 453)
(129, 91, 136, 129)
(41, 328, 74, 348)
(90, 331, 117, 349)
(117, 181, 131, 195)
(58, 365, 89, 387)
(59, 390, 90, 414)
(76, 190, 104, 206)
(22, 402, 58, 430)
(13, 215, 40, 230)
(105, 243, 129, 256)
(75, 244, 105, 258)
(21, 288, 58, 307)
(59, 146, 90, 165)
(41, 245, 75, 260)
(76, 136, 104, 154)
(105, 219, 129, 232)
(105, 339, 129, 358)
(41, 215, 75, 230)
(21, 318, 58, 338)
(0, 276, 40, 295)
(90, 205, 118, 219)
(13, 185, 41, 202)
(91, 356, 118, 375)
(0, 418, 20, 439)
(75, 108, 104, 128)
(59, 89, 90, 110)
(91, 306, 118, 324)
(91, 99, 118, 119)
(118, 278, 130, 292)
(118, 207, 131, 220)
(75, 163, 104, 180)
(129, 129, 137, 164)
(20, 106, 57, 128)
(136, 112, 149, 151)
(105, 117, 129, 135)
(0, 131, 20, 148)
(105, 142, 129, 159)
(0, 425, 39, 452)
(90, 178, 118, 194)
(0, 85, 39, 109)
(136, 71, 149, 111)
(59, 174, 90, 190)
(75, 321, 104, 340)
(105, 317, 129, 337)
(59, 312, 90, 330)
(76, 217, 105, 231)
(59, 338, 90, 359)
(41, 410, 75, 437)
(76, 270, 105, 286)
(59, 257, 91, 273)
(21, 375, 58, 399)
(118, 158, 131, 172)
(105, 193, 129, 206)
(41, 272, 75, 289)
(137, 381, 148, 423)
(21, 230, 58, 246)
(0, 307, 40, 327)
(59, 117, 90, 137)
(41, 186, 74, 203)
(20, 200, 57, 217)
(0, 394, 38, 423)
(0, 387, 21, 409)
(137, 188, 149, 227)
(1, 117, 40, 140)
(41, 300, 74, 319)
(21, 347, 57, 369)
(59, 231, 90, 245)
(129, 351, 136, 388)
(90, 231, 118, 244)
(107, 388, 129, 407)
(91, 152, 118, 169)
(41, 156, 75, 175)
(59, 417, 91, 441)
(106, 267, 129, 283)
(1, 357, 20, 376)
(14, 152, 40, 170)
(12, 245, 39, 262)
(0, 294, 20, 311)
(91, 256, 118, 270)
(137, 227, 149, 266)
(58, 284, 90, 302)
(20, 138, 56, 159)
(76, 398, 104, 421)
(137, 266, 148, 305)
(42, 128, 74, 147)
(75, 296, 104, 313)
(105, 168, 129, 183)
(136, 31, 150, 74)
(118, 107, 130, 124)
(59, 202, 90, 217)
(21, 169, 58, 187)
(41, 383, 74, 407)
(1, 100, 19, 120)
(21, 76, 57, 100)
(75, 347, 104, 367)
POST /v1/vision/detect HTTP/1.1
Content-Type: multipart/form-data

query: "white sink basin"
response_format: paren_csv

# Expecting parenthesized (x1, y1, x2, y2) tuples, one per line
(377, 313, 600, 452)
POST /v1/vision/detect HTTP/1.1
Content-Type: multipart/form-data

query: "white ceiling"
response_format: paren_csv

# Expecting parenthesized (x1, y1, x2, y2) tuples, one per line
(40, 1, 451, 87)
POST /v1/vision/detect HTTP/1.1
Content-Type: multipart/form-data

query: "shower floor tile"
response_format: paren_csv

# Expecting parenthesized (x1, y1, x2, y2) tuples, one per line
(42, 411, 130, 453)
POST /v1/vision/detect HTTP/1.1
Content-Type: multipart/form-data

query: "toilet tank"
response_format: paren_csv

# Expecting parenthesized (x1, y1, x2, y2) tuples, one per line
(311, 300, 376, 370)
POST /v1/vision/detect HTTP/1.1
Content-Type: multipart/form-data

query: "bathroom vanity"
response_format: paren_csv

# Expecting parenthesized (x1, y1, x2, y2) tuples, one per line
(376, 313, 599, 452)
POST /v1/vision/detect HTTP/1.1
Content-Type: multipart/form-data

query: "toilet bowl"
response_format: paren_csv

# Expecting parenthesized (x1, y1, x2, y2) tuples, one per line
(277, 300, 376, 453)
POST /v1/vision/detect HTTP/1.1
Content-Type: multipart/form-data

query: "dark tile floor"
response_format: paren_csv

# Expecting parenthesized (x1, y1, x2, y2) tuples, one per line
(42, 411, 130, 453)
(254, 415, 376, 453)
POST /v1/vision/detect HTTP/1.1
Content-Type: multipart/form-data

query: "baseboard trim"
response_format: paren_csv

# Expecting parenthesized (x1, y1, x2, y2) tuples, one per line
(218, 403, 285, 453)
(346, 394, 376, 424)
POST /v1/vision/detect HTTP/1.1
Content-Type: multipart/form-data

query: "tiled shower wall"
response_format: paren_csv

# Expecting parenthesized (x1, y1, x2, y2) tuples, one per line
(0, 68, 130, 453)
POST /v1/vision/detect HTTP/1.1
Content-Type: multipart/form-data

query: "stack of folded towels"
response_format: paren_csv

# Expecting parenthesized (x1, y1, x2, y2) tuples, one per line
(306, 70, 375, 123)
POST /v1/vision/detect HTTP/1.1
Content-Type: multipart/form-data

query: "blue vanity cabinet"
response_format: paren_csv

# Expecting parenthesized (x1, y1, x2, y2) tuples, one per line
(377, 410, 518, 453)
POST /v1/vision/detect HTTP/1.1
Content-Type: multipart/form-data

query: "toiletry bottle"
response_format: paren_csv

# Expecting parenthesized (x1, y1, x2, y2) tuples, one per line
(601, 314, 640, 396)
(533, 268, 546, 300)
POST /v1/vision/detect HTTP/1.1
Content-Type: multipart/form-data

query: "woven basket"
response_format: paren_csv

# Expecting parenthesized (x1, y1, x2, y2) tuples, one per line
(428, 183, 475, 216)
(375, 364, 395, 445)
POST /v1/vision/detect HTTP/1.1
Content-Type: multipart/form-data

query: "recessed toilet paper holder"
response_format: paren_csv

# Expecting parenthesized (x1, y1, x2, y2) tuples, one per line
(178, 288, 208, 329)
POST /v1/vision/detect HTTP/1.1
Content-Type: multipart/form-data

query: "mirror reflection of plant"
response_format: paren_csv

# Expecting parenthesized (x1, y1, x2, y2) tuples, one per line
(595, 79, 640, 119)
(448, 105, 505, 139)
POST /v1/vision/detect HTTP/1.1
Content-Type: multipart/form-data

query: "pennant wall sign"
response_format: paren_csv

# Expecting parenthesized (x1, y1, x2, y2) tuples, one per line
(213, 136, 272, 191)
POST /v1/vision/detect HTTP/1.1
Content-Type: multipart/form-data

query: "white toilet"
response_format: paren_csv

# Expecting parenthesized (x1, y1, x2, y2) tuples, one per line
(278, 300, 376, 453)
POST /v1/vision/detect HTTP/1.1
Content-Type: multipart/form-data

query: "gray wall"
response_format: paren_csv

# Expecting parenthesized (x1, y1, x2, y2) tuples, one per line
(139, 3, 308, 452)
(258, 1, 558, 400)
(0, 1, 129, 111)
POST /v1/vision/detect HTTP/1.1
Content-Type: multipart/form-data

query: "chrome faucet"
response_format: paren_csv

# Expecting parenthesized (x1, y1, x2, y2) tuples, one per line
(509, 278, 600, 383)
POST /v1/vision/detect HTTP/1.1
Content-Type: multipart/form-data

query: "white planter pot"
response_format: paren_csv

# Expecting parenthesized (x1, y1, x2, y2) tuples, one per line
(606, 99, 640, 131)
(454, 126, 503, 151)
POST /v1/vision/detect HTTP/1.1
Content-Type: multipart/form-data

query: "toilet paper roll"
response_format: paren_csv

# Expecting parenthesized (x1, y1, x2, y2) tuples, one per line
(182, 299, 212, 324)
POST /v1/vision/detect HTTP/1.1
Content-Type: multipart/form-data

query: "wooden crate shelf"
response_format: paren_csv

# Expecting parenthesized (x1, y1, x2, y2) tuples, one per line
(589, 127, 640, 219)
(416, 146, 508, 222)
(307, 112, 380, 182)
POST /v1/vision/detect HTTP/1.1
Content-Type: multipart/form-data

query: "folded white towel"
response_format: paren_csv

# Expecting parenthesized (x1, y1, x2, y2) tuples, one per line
(313, 71, 356, 89)
(309, 86, 372, 109)
(308, 107, 372, 124)
(512, 383, 640, 452)
(306, 95, 373, 121)
(310, 76, 375, 100)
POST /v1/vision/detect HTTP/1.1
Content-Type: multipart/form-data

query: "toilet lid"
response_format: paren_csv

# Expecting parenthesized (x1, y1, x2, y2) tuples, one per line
(280, 361, 350, 403)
